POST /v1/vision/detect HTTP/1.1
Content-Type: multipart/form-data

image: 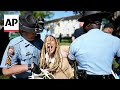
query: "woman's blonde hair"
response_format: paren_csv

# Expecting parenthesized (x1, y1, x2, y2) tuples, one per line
(39, 35, 62, 73)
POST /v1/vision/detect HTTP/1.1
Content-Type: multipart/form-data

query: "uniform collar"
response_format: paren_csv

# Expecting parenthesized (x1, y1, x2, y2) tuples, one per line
(88, 28, 101, 33)
(20, 36, 34, 47)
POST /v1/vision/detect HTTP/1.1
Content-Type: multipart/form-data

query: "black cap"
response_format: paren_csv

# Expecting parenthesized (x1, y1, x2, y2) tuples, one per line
(37, 16, 45, 24)
(37, 16, 45, 30)
(19, 12, 38, 33)
(103, 23, 115, 31)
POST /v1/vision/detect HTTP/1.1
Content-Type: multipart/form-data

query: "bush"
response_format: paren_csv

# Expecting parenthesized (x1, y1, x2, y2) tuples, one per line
(57, 37, 72, 43)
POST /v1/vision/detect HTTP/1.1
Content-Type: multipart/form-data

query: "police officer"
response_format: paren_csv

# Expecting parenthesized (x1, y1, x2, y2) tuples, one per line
(37, 16, 52, 42)
(102, 23, 116, 35)
(72, 22, 85, 42)
(68, 11, 120, 79)
(0, 12, 43, 79)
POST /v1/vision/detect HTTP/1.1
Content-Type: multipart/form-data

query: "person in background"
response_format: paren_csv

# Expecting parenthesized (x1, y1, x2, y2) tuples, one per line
(59, 33, 62, 43)
(0, 12, 43, 79)
(71, 22, 85, 42)
(102, 23, 115, 35)
(37, 16, 52, 42)
(103, 23, 120, 79)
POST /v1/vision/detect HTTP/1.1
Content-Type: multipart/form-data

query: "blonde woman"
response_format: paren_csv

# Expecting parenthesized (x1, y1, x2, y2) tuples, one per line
(39, 35, 74, 79)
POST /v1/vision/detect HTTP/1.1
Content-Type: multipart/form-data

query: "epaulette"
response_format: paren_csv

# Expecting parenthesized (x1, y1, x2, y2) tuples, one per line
(14, 40, 23, 46)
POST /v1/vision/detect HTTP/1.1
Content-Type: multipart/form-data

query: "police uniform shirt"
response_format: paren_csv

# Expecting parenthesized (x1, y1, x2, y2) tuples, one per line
(0, 36, 43, 79)
(68, 29, 120, 75)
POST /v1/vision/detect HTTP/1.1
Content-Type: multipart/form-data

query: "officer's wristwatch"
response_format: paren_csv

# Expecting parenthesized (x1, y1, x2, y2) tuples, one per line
(28, 64, 32, 70)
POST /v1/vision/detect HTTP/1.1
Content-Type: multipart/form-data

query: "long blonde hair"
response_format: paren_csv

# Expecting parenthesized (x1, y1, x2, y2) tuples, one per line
(39, 35, 62, 73)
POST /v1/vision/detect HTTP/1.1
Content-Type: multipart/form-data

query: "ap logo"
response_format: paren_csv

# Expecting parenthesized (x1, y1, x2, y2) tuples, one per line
(4, 15, 19, 32)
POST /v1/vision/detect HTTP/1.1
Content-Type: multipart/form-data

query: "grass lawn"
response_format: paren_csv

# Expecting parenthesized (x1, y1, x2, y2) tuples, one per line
(0, 75, 10, 79)
(60, 43, 70, 46)
(59, 37, 71, 46)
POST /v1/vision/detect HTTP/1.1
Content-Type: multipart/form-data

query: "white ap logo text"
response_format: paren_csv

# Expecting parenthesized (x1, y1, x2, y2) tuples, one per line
(4, 15, 19, 32)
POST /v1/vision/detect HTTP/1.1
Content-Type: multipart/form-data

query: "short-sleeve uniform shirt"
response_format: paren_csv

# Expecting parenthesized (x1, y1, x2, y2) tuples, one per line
(0, 36, 43, 79)
(68, 29, 120, 75)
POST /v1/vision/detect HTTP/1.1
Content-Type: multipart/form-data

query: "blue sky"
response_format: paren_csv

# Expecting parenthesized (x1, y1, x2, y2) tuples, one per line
(3, 11, 75, 21)
(46, 11, 74, 21)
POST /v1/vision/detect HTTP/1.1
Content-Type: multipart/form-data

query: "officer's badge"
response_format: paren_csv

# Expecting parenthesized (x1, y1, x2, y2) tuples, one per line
(5, 57, 12, 66)
(26, 52, 31, 56)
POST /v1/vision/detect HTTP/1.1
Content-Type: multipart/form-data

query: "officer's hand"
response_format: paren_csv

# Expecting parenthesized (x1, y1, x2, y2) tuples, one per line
(32, 62, 41, 74)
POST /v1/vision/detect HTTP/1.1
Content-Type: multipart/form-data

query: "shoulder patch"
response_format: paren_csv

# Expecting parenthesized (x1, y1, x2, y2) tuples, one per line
(5, 57, 12, 66)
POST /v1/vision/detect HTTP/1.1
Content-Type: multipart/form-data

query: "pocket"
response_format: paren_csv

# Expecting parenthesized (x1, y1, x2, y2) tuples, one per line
(20, 51, 31, 64)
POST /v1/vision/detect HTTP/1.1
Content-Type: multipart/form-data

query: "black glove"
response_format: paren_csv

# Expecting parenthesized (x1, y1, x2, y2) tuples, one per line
(32, 62, 41, 74)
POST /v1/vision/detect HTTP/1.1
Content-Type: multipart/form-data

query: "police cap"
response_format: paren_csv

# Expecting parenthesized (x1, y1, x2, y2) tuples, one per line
(78, 11, 110, 22)
(19, 12, 38, 33)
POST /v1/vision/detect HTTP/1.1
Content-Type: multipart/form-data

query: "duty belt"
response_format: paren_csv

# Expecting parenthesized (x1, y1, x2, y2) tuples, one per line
(86, 74, 115, 79)
(77, 70, 115, 79)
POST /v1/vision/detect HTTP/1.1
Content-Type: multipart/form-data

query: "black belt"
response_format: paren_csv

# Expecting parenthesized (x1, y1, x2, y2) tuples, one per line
(86, 74, 114, 79)
(10, 76, 28, 79)
(78, 74, 115, 79)
(77, 70, 115, 79)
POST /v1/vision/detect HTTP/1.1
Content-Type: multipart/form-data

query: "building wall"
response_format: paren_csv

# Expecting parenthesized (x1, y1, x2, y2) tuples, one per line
(113, 11, 120, 20)
(45, 19, 80, 38)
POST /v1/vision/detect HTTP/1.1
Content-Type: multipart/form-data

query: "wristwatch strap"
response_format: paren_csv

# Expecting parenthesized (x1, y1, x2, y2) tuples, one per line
(28, 64, 32, 70)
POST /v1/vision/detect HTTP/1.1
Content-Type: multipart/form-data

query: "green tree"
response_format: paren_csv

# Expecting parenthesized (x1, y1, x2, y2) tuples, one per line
(20, 11, 54, 19)
(0, 11, 20, 21)
(0, 11, 20, 40)
(72, 11, 83, 15)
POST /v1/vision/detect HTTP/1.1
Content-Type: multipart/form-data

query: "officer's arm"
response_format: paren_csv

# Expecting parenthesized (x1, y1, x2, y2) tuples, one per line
(2, 65, 29, 76)
(3, 63, 41, 76)
(67, 43, 76, 67)
(2, 50, 40, 76)
(2, 49, 30, 76)
(1, 42, 29, 76)
(71, 36, 75, 42)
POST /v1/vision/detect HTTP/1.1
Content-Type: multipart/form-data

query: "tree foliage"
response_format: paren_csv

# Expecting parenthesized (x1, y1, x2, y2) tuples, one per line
(72, 11, 83, 15)
(0, 11, 19, 20)
(20, 11, 54, 19)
